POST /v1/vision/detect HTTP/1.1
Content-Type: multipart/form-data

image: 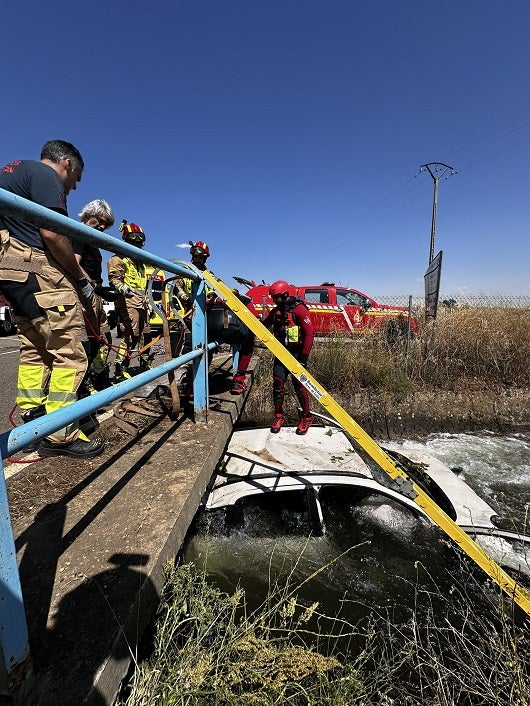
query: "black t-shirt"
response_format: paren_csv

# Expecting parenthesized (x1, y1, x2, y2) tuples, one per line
(0, 159, 67, 249)
(72, 241, 103, 284)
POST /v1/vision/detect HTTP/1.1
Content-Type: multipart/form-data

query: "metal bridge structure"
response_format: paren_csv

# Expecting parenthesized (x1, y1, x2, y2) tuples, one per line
(1, 188, 530, 702)
(0, 189, 219, 700)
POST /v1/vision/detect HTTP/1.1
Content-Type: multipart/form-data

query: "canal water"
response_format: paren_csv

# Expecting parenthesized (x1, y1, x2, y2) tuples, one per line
(182, 431, 530, 631)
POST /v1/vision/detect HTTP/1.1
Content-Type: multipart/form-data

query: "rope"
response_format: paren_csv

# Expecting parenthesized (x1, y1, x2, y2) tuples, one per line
(6, 404, 44, 464)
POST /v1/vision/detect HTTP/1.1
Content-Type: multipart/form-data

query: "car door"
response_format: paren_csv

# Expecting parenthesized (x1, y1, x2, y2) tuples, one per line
(335, 288, 368, 331)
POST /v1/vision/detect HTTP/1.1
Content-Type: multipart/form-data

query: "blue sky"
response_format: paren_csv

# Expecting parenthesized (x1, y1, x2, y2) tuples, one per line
(2, 1, 530, 297)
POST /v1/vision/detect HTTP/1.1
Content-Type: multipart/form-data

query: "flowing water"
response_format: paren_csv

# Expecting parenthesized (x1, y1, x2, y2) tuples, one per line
(182, 431, 530, 632)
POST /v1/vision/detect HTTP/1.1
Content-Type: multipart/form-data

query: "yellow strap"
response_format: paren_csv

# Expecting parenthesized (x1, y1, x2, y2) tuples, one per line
(203, 269, 530, 617)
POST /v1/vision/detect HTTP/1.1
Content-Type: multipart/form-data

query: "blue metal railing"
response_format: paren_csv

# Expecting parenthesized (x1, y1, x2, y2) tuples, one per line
(0, 188, 218, 686)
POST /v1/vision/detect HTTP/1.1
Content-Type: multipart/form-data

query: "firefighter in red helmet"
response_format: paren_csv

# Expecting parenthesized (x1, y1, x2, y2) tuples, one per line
(262, 280, 314, 435)
(107, 220, 155, 380)
(177, 241, 256, 397)
(179, 240, 214, 302)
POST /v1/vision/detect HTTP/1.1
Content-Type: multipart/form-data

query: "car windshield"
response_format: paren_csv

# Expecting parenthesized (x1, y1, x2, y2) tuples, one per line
(336, 289, 369, 307)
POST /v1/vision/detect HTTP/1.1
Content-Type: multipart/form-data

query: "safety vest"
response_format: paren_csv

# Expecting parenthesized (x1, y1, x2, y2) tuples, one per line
(273, 297, 307, 345)
(120, 258, 147, 290)
(181, 276, 215, 300)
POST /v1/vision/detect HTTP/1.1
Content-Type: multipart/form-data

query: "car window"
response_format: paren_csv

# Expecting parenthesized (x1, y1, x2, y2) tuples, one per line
(336, 289, 366, 307)
(304, 288, 329, 304)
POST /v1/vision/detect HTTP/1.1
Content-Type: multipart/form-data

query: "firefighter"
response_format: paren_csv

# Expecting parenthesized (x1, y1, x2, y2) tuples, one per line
(0, 140, 104, 458)
(75, 199, 115, 392)
(178, 242, 256, 395)
(176, 241, 215, 396)
(178, 240, 215, 306)
(229, 289, 257, 395)
(262, 280, 315, 435)
(107, 220, 155, 381)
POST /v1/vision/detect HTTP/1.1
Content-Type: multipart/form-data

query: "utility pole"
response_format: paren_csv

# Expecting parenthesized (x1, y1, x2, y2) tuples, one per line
(419, 162, 456, 264)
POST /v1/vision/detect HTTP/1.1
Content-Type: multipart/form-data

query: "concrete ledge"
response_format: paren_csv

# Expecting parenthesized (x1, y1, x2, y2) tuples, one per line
(7, 356, 256, 706)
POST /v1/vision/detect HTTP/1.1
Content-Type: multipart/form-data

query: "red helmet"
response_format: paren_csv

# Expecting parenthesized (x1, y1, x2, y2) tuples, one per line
(269, 280, 290, 297)
(189, 240, 210, 258)
(120, 220, 145, 246)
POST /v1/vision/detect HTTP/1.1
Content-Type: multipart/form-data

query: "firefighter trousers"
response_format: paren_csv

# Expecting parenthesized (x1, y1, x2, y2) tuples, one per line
(0, 231, 89, 443)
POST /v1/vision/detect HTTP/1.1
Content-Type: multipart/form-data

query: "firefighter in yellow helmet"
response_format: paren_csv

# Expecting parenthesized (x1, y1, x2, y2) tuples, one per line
(107, 220, 155, 381)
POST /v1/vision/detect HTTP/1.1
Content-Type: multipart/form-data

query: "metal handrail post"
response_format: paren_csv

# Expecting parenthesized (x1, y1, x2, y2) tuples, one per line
(191, 279, 209, 422)
(0, 454, 30, 681)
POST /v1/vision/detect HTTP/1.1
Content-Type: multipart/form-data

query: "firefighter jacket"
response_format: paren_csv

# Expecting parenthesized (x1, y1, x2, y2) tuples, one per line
(180, 275, 216, 303)
(262, 297, 314, 357)
(107, 255, 148, 309)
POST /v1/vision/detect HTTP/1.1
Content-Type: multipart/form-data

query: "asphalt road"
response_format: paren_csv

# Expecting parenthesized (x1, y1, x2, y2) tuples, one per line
(0, 332, 20, 434)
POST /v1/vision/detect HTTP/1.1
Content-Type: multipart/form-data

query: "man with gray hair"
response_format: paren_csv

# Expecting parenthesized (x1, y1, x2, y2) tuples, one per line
(75, 199, 115, 392)
(0, 140, 104, 458)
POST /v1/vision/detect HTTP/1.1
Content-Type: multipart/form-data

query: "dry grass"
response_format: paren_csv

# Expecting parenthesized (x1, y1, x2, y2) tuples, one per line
(411, 307, 530, 388)
(243, 307, 530, 425)
(119, 560, 530, 706)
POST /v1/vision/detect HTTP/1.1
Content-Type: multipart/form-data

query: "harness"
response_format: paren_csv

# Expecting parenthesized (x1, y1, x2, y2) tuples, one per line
(275, 296, 307, 345)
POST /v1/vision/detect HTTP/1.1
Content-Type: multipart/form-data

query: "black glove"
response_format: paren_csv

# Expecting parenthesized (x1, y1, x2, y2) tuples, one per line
(94, 284, 119, 301)
(298, 353, 309, 366)
(77, 277, 95, 308)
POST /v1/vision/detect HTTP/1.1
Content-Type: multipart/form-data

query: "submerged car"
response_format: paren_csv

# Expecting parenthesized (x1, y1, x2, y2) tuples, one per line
(203, 425, 530, 579)
(234, 278, 419, 338)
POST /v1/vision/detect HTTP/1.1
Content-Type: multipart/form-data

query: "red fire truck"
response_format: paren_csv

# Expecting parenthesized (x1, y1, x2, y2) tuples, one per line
(234, 278, 419, 339)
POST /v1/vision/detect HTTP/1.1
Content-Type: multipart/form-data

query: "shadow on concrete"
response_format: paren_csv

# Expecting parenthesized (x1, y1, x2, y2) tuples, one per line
(15, 418, 184, 705)
(34, 553, 155, 706)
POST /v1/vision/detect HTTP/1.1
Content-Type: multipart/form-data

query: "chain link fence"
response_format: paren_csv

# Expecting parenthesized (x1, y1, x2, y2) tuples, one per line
(377, 294, 530, 310)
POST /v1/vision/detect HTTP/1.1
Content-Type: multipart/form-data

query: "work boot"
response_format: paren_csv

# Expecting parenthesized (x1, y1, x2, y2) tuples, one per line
(79, 375, 98, 397)
(39, 435, 105, 459)
(230, 375, 247, 395)
(20, 405, 46, 453)
(270, 414, 284, 434)
(138, 357, 153, 372)
(114, 362, 131, 381)
(296, 414, 314, 436)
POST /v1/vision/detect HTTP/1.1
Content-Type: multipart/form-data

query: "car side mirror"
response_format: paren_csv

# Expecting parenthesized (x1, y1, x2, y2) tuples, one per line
(362, 298, 371, 312)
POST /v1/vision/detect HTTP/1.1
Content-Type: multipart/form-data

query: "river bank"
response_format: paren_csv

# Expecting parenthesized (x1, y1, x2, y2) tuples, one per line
(339, 386, 530, 439)
(241, 382, 530, 439)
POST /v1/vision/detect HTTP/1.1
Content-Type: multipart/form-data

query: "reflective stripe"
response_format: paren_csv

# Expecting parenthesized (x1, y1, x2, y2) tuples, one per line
(47, 390, 78, 405)
(45, 368, 80, 441)
(114, 341, 128, 363)
(16, 364, 47, 409)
